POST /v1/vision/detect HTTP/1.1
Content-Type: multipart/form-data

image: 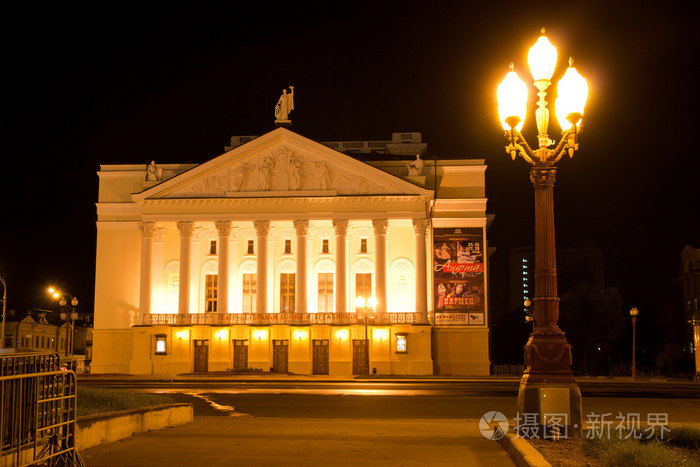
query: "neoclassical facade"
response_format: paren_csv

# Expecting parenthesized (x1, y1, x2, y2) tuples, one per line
(92, 128, 489, 375)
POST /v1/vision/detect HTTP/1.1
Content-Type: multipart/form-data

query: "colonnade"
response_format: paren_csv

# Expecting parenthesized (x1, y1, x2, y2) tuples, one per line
(138, 218, 430, 321)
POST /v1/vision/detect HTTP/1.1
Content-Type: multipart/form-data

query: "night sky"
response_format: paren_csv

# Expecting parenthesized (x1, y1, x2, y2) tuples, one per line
(0, 1, 697, 337)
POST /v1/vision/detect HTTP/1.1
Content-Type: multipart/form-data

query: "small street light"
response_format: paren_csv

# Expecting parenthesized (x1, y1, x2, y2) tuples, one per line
(630, 307, 639, 378)
(0, 276, 6, 350)
(497, 28, 589, 433)
(355, 296, 377, 375)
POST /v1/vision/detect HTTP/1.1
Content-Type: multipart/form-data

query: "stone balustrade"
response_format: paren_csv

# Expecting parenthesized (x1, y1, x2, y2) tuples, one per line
(141, 312, 420, 326)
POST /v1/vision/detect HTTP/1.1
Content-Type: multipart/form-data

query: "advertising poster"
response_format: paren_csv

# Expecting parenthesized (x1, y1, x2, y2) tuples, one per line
(433, 227, 485, 325)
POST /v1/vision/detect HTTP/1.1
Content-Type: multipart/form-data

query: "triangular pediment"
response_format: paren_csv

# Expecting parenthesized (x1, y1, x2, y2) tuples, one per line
(133, 128, 432, 202)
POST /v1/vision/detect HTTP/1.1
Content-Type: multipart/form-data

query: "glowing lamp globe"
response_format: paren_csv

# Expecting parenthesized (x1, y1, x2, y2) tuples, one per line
(497, 69, 528, 131)
(528, 33, 558, 82)
(555, 62, 589, 130)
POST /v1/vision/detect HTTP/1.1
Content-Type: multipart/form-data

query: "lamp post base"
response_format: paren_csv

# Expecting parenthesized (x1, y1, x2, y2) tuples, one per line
(517, 331, 583, 437)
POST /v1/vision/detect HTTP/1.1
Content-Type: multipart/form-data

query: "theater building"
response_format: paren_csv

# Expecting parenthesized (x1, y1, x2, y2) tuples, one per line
(92, 128, 490, 375)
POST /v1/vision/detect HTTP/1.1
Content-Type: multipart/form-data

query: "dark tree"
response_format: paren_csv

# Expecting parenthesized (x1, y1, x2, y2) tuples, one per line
(558, 282, 625, 375)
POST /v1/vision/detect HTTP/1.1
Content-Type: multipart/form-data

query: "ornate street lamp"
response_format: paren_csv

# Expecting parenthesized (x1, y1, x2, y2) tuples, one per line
(630, 307, 639, 378)
(48, 288, 79, 357)
(355, 296, 377, 375)
(497, 29, 589, 434)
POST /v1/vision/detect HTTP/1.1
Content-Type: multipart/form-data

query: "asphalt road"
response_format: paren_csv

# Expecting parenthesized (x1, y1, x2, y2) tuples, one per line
(78, 379, 700, 424)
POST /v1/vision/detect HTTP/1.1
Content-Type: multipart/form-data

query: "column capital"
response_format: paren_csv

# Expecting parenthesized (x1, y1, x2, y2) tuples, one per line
(293, 219, 309, 236)
(254, 220, 270, 237)
(139, 222, 157, 237)
(215, 220, 233, 237)
(153, 228, 165, 243)
(530, 166, 557, 188)
(333, 219, 349, 236)
(372, 219, 388, 235)
(177, 221, 195, 237)
(412, 218, 429, 235)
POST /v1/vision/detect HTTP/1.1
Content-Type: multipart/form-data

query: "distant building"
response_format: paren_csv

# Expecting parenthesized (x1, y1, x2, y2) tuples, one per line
(509, 243, 604, 312)
(92, 128, 490, 376)
(3, 309, 92, 361)
(679, 246, 700, 359)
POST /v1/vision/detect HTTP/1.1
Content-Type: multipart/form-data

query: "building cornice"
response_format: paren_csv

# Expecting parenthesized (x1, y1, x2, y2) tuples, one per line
(433, 198, 487, 212)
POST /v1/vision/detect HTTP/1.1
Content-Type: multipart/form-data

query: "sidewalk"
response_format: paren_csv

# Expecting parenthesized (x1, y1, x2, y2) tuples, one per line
(79, 416, 515, 466)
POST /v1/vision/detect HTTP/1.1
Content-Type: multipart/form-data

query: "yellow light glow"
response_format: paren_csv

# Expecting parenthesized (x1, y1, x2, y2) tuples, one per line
(214, 329, 229, 342)
(175, 329, 190, 341)
(367, 296, 378, 308)
(334, 329, 349, 341)
(47, 287, 55, 294)
(355, 296, 365, 308)
(497, 70, 528, 131)
(293, 329, 309, 341)
(528, 33, 558, 82)
(373, 329, 389, 342)
(555, 63, 588, 130)
(253, 329, 269, 341)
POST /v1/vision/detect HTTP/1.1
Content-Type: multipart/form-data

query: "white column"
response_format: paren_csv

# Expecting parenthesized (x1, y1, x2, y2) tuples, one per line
(333, 219, 349, 314)
(413, 218, 429, 323)
(294, 220, 309, 313)
(372, 219, 388, 315)
(152, 227, 165, 313)
(254, 220, 270, 314)
(215, 221, 232, 314)
(177, 221, 194, 314)
(138, 222, 156, 318)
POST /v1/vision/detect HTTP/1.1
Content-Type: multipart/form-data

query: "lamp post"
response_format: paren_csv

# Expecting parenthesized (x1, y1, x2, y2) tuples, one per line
(0, 276, 6, 350)
(48, 288, 79, 357)
(690, 310, 700, 382)
(630, 307, 639, 378)
(355, 296, 377, 375)
(497, 28, 589, 434)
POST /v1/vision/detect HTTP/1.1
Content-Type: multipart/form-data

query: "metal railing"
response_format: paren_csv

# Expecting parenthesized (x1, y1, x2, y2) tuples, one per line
(142, 312, 421, 326)
(1, 352, 83, 466)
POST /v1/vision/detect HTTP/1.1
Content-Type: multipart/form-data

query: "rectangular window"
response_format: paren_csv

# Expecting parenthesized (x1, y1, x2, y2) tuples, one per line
(360, 238, 368, 254)
(284, 239, 292, 254)
(318, 273, 334, 313)
(322, 239, 330, 254)
(209, 240, 217, 255)
(247, 240, 255, 255)
(280, 273, 296, 313)
(355, 273, 372, 309)
(242, 273, 257, 313)
(205, 274, 218, 312)
(155, 335, 167, 355)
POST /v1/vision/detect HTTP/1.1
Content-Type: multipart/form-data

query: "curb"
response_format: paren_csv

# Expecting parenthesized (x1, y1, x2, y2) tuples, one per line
(497, 432, 551, 467)
(76, 403, 193, 450)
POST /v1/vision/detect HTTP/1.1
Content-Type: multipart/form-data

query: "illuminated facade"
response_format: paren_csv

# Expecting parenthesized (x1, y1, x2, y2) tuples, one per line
(92, 128, 489, 375)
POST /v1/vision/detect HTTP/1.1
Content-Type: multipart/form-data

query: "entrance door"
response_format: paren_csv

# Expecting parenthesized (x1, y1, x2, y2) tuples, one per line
(194, 340, 209, 373)
(233, 339, 249, 370)
(312, 339, 329, 375)
(272, 340, 289, 373)
(352, 339, 369, 375)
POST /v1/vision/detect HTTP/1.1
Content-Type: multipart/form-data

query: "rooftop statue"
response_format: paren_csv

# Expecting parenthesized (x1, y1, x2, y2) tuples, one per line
(406, 154, 424, 176)
(146, 161, 163, 181)
(275, 86, 295, 121)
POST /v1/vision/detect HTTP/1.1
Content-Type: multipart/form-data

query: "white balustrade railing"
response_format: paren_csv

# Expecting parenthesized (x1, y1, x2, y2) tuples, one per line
(141, 312, 420, 326)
